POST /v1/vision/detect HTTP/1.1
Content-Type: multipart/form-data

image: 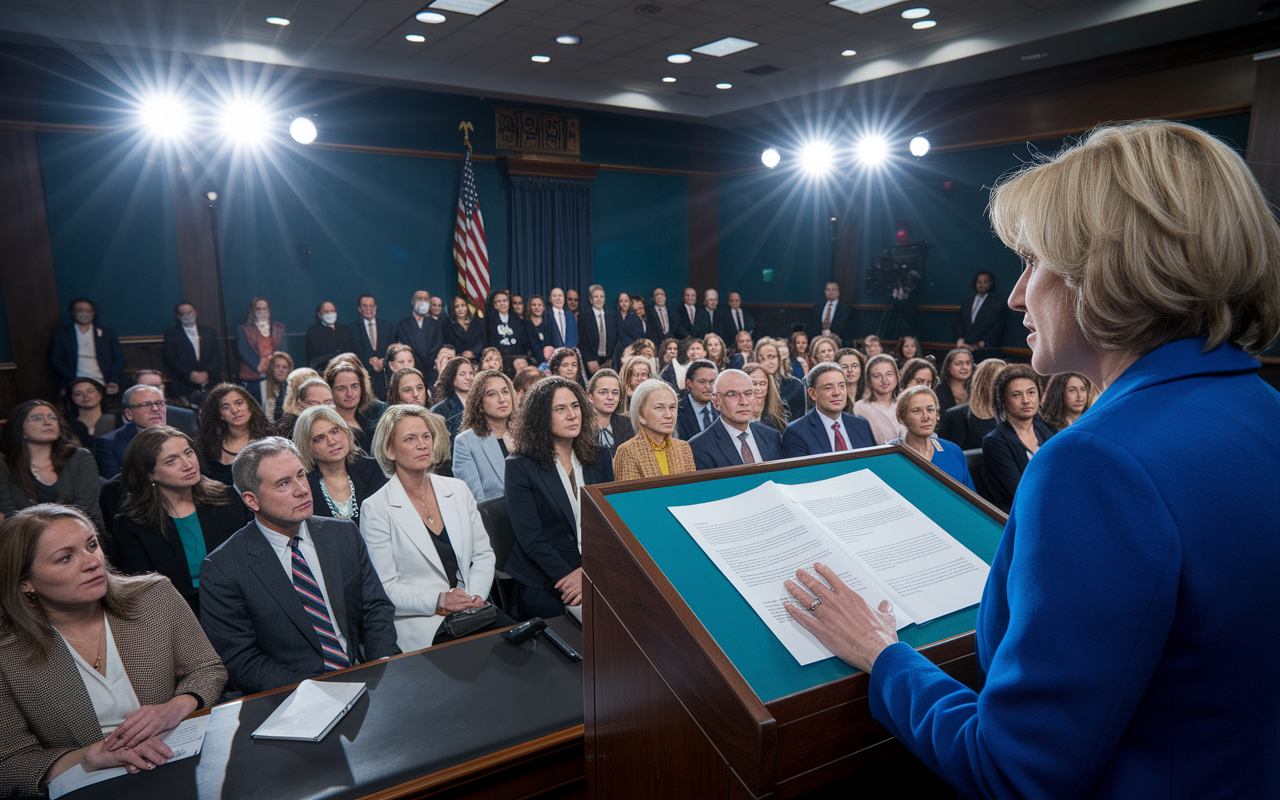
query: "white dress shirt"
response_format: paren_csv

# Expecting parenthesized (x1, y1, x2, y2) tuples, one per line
(554, 307, 566, 341)
(255, 519, 349, 652)
(553, 453, 584, 549)
(592, 309, 607, 357)
(183, 324, 201, 360)
(720, 418, 762, 463)
(690, 397, 713, 431)
(971, 292, 988, 323)
(818, 408, 847, 451)
(75, 326, 103, 381)
(683, 304, 696, 325)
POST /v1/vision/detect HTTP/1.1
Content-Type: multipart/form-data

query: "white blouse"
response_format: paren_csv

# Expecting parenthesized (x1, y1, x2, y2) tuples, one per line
(57, 616, 141, 736)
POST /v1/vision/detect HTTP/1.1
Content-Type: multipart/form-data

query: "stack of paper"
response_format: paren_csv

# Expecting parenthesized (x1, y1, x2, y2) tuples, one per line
(251, 680, 367, 742)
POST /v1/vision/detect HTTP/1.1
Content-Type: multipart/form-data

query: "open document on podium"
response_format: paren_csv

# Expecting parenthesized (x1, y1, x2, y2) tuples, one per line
(669, 469, 989, 665)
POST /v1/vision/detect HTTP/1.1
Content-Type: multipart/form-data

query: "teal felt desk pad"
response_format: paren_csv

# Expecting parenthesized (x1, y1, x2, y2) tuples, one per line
(600, 453, 1005, 704)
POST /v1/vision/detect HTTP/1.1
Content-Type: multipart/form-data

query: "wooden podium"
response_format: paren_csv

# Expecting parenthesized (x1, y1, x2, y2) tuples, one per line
(580, 446, 1007, 799)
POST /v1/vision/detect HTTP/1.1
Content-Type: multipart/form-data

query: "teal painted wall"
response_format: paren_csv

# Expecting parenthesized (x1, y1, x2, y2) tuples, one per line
(592, 171, 688, 299)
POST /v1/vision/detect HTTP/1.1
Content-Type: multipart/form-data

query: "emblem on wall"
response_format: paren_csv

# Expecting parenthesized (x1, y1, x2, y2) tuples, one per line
(495, 108, 581, 157)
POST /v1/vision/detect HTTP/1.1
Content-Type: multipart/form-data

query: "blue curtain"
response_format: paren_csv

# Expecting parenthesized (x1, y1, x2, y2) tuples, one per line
(509, 177, 593, 297)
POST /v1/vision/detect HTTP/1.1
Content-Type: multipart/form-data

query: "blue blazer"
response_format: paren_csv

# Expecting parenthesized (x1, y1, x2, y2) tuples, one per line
(48, 323, 125, 390)
(95, 421, 138, 479)
(578, 309, 619, 368)
(547, 308, 579, 350)
(782, 408, 875, 458)
(981, 417, 1056, 512)
(778, 376, 808, 423)
(502, 454, 608, 596)
(452, 429, 507, 503)
(689, 421, 783, 470)
(870, 338, 1280, 799)
(677, 395, 717, 442)
(430, 394, 466, 441)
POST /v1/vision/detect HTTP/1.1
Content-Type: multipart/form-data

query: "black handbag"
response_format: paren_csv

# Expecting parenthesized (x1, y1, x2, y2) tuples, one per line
(437, 602, 497, 640)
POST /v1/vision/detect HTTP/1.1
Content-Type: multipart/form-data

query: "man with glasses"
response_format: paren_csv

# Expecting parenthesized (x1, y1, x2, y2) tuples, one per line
(675, 359, 719, 442)
(688, 369, 783, 469)
(95, 384, 169, 478)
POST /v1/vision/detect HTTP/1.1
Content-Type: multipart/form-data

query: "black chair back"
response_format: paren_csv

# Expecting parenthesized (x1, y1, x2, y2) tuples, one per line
(964, 448, 993, 505)
(477, 496, 517, 574)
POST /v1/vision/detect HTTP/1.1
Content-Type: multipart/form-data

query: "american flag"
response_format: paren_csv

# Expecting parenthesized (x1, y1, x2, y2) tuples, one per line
(454, 149, 489, 316)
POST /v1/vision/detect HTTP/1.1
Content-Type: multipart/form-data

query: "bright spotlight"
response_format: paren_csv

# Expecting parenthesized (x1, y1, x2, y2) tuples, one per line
(854, 135, 889, 167)
(139, 95, 188, 139)
(290, 117, 318, 144)
(800, 141, 833, 176)
(222, 101, 271, 145)
(761, 148, 780, 169)
(909, 135, 930, 157)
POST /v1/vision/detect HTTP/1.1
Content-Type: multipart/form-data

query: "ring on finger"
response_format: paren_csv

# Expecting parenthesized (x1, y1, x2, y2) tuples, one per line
(809, 598, 822, 611)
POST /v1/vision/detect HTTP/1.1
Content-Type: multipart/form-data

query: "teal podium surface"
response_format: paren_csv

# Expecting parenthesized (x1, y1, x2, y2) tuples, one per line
(581, 445, 1006, 800)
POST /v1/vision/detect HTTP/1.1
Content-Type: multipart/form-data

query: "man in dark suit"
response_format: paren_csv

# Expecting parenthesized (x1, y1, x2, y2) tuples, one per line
(810, 281, 853, 343)
(673, 286, 700, 340)
(97, 384, 170, 478)
(162, 301, 221, 401)
(199, 437, 399, 694)
(783, 363, 875, 457)
(675, 359, 719, 442)
(647, 287, 673, 342)
(393, 289, 445, 385)
(132, 369, 198, 436)
(578, 284, 619, 375)
(954, 271, 1008, 354)
(351, 294, 395, 400)
(718, 291, 755, 341)
(305, 300, 356, 371)
(690, 369, 782, 470)
(48, 298, 126, 396)
(693, 289, 720, 338)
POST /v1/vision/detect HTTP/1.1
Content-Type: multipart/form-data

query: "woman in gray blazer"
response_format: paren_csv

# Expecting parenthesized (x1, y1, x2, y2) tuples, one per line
(451, 370, 515, 504)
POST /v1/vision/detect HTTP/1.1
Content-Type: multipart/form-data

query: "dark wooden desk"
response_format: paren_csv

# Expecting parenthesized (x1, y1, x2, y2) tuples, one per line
(70, 618, 585, 800)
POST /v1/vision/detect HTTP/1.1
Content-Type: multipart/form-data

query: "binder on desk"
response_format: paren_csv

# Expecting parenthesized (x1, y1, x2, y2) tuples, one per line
(252, 680, 367, 742)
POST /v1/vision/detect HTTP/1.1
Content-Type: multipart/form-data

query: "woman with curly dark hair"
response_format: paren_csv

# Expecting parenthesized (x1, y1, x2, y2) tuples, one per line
(0, 400, 103, 531)
(981, 363, 1055, 512)
(547, 347, 587, 389)
(429, 356, 475, 441)
(195, 383, 274, 487)
(503, 376, 611, 619)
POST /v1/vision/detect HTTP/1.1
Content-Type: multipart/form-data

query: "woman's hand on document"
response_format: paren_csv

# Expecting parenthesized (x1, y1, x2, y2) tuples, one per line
(784, 563, 899, 673)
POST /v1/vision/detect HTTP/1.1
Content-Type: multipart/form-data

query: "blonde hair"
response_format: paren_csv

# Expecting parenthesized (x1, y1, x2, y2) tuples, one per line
(371, 405, 450, 477)
(282, 368, 321, 415)
(967, 359, 1006, 420)
(895, 385, 940, 425)
(989, 120, 1280, 355)
(629, 379, 679, 438)
(292, 405, 362, 471)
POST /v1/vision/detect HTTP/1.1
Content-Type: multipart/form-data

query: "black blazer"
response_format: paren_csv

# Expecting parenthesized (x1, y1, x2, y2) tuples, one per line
(48, 324, 125, 391)
(502, 454, 608, 595)
(689, 421, 783, 470)
(199, 516, 401, 694)
(524, 316, 555, 360)
(981, 417, 1056, 512)
(810, 301, 852, 341)
(112, 502, 250, 612)
(162, 324, 222, 399)
(677, 395, 718, 442)
(393, 315, 445, 384)
(306, 456, 389, 519)
(616, 313, 645, 361)
(485, 312, 532, 357)
(351, 316, 395, 398)
(305, 321, 356, 371)
(672, 306, 700, 340)
(445, 318, 486, 358)
(693, 307, 717, 338)
(954, 294, 1008, 348)
(718, 307, 755, 340)
(598, 412, 634, 467)
(778, 376, 808, 423)
(578, 309, 619, 368)
(646, 306, 674, 342)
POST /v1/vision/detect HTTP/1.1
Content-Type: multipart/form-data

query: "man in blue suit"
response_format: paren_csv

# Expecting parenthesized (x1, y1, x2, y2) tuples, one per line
(675, 359, 719, 442)
(351, 295, 396, 400)
(689, 369, 782, 470)
(783, 363, 874, 457)
(96, 384, 170, 478)
(547, 287, 578, 352)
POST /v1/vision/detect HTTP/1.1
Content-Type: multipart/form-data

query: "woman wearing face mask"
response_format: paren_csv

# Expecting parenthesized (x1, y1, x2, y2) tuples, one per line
(235, 297, 284, 406)
(65, 378, 119, 454)
(486, 291, 531, 359)
(305, 300, 355, 372)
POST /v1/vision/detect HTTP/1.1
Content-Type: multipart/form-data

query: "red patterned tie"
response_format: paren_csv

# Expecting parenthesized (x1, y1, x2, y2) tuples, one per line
(832, 422, 848, 452)
(739, 432, 755, 464)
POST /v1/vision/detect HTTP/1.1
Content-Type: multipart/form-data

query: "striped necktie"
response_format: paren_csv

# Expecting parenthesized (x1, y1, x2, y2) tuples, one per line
(290, 536, 350, 671)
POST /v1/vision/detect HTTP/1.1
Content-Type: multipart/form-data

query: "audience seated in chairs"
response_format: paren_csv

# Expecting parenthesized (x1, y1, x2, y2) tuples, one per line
(0, 401, 105, 533)
(275, 377, 333, 440)
(834, 348, 866, 416)
(939, 358, 1006, 450)
(702, 333, 729, 371)
(689, 369, 783, 470)
(895, 335, 921, 365)
(886, 386, 975, 491)
(854, 354, 907, 445)
(292, 405, 387, 525)
(900, 357, 939, 390)
(270, 368, 321, 440)
(325, 355, 387, 448)
(787, 331, 810, 378)
(479, 347, 503, 374)
(429, 357, 475, 441)
(808, 335, 838, 369)
(503, 377, 610, 620)
(262, 351, 294, 422)
(743, 362, 788, 434)
(388, 367, 429, 408)
(452, 370, 516, 504)
(195, 383, 275, 487)
(198, 437, 400, 694)
(547, 347, 587, 390)
(728, 330, 754, 371)
(586, 369, 633, 469)
(782, 363, 875, 458)
(64, 378, 118, 456)
(656, 337, 680, 381)
(614, 379, 696, 480)
(981, 363, 1056, 513)
(618, 356, 652, 414)
(113, 426, 247, 613)
(360, 405, 507, 651)
(862, 334, 884, 357)
(935, 348, 974, 412)
(659, 337, 705, 392)
(96, 385, 169, 480)
(753, 338, 806, 424)
(1040, 372, 1098, 432)
(512, 366, 544, 405)
(675, 359, 719, 442)
(0, 505, 226, 797)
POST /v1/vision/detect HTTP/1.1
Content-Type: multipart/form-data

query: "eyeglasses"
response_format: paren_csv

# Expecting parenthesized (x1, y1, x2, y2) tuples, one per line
(716, 390, 755, 401)
(128, 401, 166, 411)
(26, 414, 58, 424)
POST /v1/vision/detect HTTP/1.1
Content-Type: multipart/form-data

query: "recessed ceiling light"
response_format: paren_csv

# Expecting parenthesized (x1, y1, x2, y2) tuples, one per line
(426, 0, 504, 16)
(662, 76, 676, 82)
(692, 37, 759, 58)
(265, 16, 290, 25)
(416, 11, 447, 23)
(715, 82, 732, 89)
(841, 49, 857, 56)
(556, 34, 580, 45)
(667, 53, 692, 64)
(405, 34, 426, 42)
(901, 7, 930, 19)
(531, 54, 551, 63)
(912, 19, 937, 29)
(827, 0, 899, 13)
(290, 117, 318, 145)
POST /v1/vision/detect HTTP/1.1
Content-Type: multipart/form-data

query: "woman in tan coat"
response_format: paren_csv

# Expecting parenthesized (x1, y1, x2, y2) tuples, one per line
(613, 379, 696, 480)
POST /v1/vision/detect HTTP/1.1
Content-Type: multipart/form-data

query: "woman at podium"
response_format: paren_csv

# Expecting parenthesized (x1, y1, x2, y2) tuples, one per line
(784, 121, 1280, 798)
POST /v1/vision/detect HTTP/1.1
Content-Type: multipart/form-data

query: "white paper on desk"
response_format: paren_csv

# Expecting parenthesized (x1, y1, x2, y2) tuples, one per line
(669, 482, 913, 666)
(48, 716, 211, 799)
(251, 680, 366, 742)
(777, 470, 989, 625)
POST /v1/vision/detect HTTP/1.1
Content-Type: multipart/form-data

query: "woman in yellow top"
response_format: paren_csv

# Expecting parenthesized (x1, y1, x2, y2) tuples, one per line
(612, 379, 696, 480)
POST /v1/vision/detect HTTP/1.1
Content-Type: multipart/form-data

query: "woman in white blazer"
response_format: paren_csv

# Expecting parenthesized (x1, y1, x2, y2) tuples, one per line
(451, 370, 515, 503)
(360, 405, 501, 651)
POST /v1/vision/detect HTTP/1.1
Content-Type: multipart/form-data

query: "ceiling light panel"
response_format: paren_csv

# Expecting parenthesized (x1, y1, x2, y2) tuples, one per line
(426, 0, 505, 17)
(827, 0, 900, 13)
(692, 37, 760, 58)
